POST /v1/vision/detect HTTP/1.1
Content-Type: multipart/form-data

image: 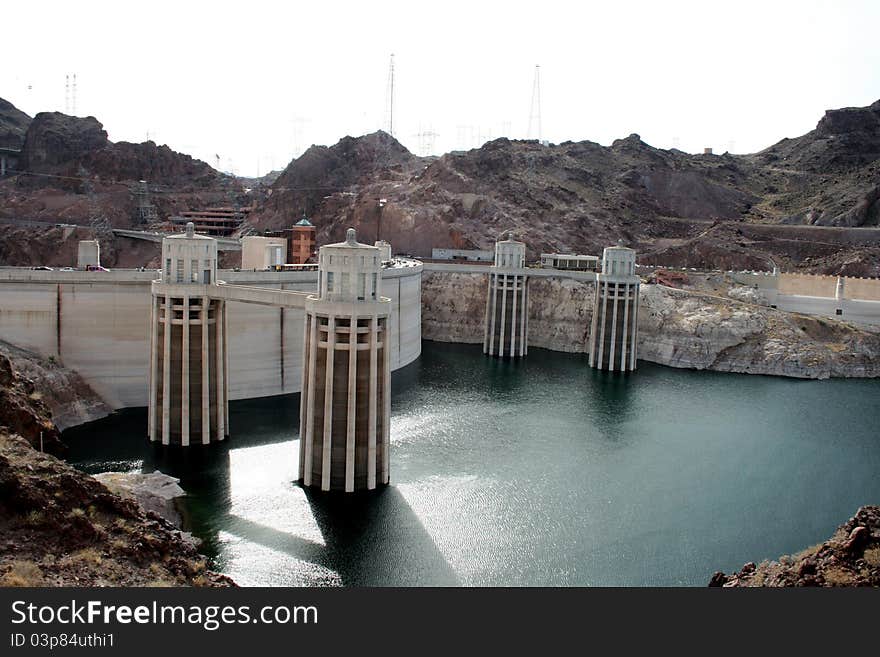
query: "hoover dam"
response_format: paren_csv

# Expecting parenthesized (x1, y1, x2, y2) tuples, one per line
(0, 262, 422, 409)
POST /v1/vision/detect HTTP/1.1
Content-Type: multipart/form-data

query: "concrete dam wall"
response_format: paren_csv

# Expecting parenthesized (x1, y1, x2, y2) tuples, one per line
(0, 264, 422, 409)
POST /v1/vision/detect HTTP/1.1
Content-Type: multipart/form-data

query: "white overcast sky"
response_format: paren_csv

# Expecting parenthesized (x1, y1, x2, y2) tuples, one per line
(2, 0, 878, 176)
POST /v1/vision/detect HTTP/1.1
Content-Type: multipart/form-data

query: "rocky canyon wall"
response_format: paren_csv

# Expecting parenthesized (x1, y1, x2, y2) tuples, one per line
(421, 270, 880, 378)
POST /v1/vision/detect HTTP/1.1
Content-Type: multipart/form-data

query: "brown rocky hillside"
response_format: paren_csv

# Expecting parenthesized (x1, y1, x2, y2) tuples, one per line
(247, 99, 880, 275)
(710, 505, 880, 587)
(0, 344, 231, 587)
(0, 97, 31, 150)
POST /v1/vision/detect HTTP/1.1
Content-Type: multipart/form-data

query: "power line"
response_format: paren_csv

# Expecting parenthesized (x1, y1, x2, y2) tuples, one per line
(527, 64, 542, 141)
(3, 168, 349, 194)
(385, 54, 395, 136)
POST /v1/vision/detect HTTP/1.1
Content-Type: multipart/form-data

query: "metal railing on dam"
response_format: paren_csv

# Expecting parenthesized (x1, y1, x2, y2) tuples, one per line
(0, 262, 423, 410)
(421, 261, 599, 282)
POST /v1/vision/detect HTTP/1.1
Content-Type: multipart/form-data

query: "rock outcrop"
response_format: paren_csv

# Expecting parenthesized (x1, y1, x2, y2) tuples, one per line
(0, 349, 64, 455)
(251, 130, 424, 234)
(16, 111, 222, 191)
(421, 272, 595, 352)
(0, 339, 226, 587)
(0, 433, 232, 587)
(0, 96, 31, 150)
(94, 471, 186, 528)
(421, 271, 487, 344)
(19, 112, 110, 174)
(0, 98, 241, 243)
(710, 506, 880, 587)
(5, 94, 880, 273)
(247, 99, 880, 277)
(526, 277, 594, 353)
(638, 284, 880, 378)
(420, 270, 880, 379)
(0, 340, 110, 432)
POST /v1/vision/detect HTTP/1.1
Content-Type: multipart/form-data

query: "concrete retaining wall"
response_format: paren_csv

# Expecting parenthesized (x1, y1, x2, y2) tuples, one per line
(776, 273, 880, 300)
(0, 264, 422, 409)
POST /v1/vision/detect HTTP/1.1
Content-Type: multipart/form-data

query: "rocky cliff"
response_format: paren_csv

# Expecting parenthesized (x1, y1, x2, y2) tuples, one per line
(0, 349, 61, 454)
(0, 350, 231, 587)
(0, 337, 112, 455)
(0, 433, 233, 587)
(17, 111, 221, 190)
(5, 95, 880, 273)
(18, 112, 110, 175)
(710, 506, 880, 587)
(420, 270, 880, 379)
(0, 97, 31, 150)
(639, 284, 880, 378)
(0, 340, 111, 439)
(527, 277, 594, 353)
(245, 99, 880, 277)
(421, 272, 595, 351)
(421, 271, 487, 343)
(0, 99, 243, 243)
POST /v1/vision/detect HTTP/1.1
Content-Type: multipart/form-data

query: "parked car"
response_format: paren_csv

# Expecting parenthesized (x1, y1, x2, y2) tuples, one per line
(85, 265, 110, 272)
(31, 266, 53, 271)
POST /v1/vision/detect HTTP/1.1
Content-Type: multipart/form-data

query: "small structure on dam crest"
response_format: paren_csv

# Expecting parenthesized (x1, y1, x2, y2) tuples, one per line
(484, 233, 529, 358)
(589, 243, 640, 371)
(149, 222, 228, 445)
(299, 229, 392, 492)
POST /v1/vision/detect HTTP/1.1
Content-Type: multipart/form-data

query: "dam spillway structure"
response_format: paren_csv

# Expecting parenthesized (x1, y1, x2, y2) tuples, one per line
(589, 243, 640, 372)
(483, 234, 529, 358)
(149, 222, 228, 446)
(299, 229, 392, 492)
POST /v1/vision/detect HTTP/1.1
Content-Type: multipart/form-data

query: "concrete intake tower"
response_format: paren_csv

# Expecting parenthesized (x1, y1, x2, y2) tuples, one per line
(589, 244, 640, 372)
(299, 229, 392, 492)
(483, 234, 529, 358)
(149, 222, 228, 445)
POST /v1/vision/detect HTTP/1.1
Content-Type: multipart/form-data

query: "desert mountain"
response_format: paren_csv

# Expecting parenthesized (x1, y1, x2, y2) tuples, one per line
(246, 99, 880, 275)
(18, 111, 222, 190)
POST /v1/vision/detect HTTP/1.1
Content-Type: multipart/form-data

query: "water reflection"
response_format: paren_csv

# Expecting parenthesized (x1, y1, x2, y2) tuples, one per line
(586, 367, 636, 437)
(147, 444, 233, 561)
(63, 342, 880, 586)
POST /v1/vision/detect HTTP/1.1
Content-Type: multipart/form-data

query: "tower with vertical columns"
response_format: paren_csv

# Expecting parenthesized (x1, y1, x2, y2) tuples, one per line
(299, 228, 392, 492)
(589, 244, 640, 372)
(149, 222, 228, 446)
(484, 234, 529, 357)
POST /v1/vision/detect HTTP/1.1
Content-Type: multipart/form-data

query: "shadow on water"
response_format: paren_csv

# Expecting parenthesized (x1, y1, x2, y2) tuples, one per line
(303, 487, 459, 586)
(586, 366, 636, 439)
(222, 487, 459, 586)
(147, 444, 232, 561)
(65, 368, 458, 585)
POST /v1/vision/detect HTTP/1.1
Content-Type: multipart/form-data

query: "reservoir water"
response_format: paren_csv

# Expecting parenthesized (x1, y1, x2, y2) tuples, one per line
(64, 342, 880, 586)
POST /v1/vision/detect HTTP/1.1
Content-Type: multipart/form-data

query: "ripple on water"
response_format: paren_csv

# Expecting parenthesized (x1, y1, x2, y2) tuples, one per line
(63, 342, 880, 586)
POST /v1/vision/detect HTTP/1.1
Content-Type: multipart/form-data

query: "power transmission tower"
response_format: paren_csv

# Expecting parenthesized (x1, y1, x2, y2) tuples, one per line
(134, 180, 158, 225)
(291, 116, 310, 158)
(384, 54, 395, 136)
(64, 75, 70, 113)
(414, 125, 439, 156)
(71, 74, 77, 115)
(527, 65, 542, 141)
